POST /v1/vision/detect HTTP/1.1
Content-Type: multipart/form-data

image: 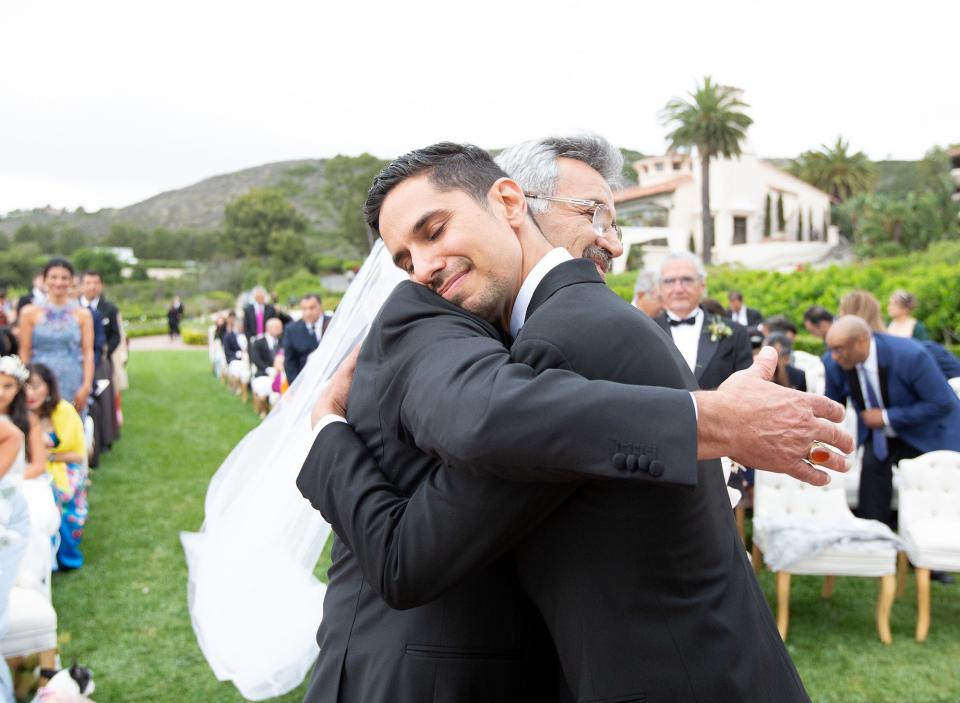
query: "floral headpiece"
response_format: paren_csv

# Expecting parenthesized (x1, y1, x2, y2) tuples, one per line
(0, 356, 29, 385)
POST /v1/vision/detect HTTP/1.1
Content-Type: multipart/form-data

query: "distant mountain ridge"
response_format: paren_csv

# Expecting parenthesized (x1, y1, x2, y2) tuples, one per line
(0, 158, 334, 237)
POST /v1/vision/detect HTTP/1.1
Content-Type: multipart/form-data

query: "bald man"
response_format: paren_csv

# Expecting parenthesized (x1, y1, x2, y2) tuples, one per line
(823, 315, 960, 526)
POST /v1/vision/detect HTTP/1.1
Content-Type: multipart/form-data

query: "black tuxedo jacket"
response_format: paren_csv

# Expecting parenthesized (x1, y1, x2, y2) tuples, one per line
(728, 305, 763, 329)
(249, 335, 278, 376)
(242, 303, 276, 337)
(299, 262, 808, 703)
(88, 298, 121, 358)
(282, 315, 329, 382)
(222, 331, 243, 361)
(654, 311, 753, 390)
(297, 277, 707, 703)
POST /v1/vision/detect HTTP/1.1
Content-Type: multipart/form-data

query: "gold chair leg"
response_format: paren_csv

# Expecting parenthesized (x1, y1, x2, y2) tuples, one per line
(821, 575, 836, 599)
(751, 544, 762, 574)
(775, 571, 791, 640)
(877, 574, 895, 644)
(916, 568, 931, 642)
(896, 552, 908, 598)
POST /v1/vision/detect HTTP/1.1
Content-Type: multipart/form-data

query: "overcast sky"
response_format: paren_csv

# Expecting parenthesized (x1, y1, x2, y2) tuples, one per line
(1, 0, 956, 214)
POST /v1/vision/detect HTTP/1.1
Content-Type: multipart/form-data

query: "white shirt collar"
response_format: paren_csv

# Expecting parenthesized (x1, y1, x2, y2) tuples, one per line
(80, 296, 100, 309)
(509, 248, 574, 339)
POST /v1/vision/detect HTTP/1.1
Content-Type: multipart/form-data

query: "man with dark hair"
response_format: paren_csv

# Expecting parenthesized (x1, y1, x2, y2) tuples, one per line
(727, 289, 763, 330)
(297, 141, 850, 702)
(803, 305, 834, 340)
(80, 271, 121, 359)
(762, 314, 798, 340)
(282, 293, 330, 383)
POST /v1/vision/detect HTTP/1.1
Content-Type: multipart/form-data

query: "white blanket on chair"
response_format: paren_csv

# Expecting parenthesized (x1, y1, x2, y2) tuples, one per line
(754, 517, 904, 571)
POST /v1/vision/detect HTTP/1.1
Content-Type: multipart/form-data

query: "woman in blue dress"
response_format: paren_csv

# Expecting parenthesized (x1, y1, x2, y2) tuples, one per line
(17, 258, 94, 414)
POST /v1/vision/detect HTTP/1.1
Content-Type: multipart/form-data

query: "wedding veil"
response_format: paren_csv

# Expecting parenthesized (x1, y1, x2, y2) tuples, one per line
(181, 241, 405, 700)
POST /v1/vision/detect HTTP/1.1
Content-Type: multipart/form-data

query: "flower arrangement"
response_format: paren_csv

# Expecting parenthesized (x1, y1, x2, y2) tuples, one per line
(707, 318, 733, 343)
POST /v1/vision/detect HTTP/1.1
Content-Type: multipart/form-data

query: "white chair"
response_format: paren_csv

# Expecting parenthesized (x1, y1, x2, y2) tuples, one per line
(1, 478, 60, 676)
(895, 450, 960, 641)
(792, 350, 825, 396)
(753, 468, 899, 643)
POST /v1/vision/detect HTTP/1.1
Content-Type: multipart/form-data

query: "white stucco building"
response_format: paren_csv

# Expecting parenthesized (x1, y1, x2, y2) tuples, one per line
(611, 149, 838, 273)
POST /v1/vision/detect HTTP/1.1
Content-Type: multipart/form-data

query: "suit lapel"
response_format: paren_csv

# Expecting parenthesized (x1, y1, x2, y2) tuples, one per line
(695, 313, 719, 382)
(653, 313, 671, 335)
(526, 259, 601, 324)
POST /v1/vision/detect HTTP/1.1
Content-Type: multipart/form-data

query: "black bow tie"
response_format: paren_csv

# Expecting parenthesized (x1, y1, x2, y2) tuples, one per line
(669, 316, 697, 326)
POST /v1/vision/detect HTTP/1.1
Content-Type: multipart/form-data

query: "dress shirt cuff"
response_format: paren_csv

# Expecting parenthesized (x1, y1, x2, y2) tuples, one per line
(312, 413, 347, 438)
(689, 392, 699, 421)
(881, 409, 891, 428)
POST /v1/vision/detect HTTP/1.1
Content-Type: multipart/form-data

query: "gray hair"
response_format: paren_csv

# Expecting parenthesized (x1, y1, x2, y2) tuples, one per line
(633, 270, 658, 299)
(657, 251, 707, 283)
(495, 134, 623, 215)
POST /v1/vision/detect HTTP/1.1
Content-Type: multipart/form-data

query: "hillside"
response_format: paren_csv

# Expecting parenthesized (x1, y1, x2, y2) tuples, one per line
(0, 158, 335, 237)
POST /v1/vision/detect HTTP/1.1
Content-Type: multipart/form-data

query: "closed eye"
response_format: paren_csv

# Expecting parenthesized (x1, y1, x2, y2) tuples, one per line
(429, 222, 446, 242)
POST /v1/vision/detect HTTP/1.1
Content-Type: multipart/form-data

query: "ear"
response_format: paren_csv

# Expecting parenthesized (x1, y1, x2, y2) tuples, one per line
(488, 178, 528, 229)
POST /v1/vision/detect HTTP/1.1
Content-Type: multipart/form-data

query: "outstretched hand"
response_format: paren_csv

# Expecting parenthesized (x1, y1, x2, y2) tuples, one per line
(695, 346, 855, 486)
(311, 345, 361, 429)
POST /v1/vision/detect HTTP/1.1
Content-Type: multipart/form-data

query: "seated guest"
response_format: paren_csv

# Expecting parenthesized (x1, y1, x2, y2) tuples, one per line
(250, 318, 283, 416)
(802, 306, 834, 340)
(631, 270, 662, 318)
(24, 363, 88, 570)
(727, 290, 763, 332)
(653, 252, 751, 390)
(283, 293, 331, 384)
(823, 317, 960, 530)
(765, 333, 806, 391)
(887, 290, 930, 341)
(761, 314, 797, 341)
(224, 320, 251, 401)
(839, 290, 885, 332)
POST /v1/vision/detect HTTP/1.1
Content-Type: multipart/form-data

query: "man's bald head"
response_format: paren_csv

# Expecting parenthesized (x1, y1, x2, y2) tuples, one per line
(826, 315, 873, 369)
(265, 317, 283, 337)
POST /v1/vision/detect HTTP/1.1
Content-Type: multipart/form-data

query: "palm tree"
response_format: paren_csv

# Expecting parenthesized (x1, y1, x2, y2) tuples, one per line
(660, 77, 753, 265)
(790, 137, 875, 202)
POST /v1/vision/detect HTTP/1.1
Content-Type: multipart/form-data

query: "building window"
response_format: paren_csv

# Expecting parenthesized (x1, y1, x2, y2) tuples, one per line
(673, 161, 682, 171)
(654, 162, 664, 172)
(733, 216, 748, 245)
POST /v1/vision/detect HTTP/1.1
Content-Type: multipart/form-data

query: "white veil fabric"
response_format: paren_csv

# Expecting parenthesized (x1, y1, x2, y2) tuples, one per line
(181, 241, 405, 701)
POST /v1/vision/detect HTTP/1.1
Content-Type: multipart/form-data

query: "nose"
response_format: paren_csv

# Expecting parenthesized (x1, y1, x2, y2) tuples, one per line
(597, 231, 623, 258)
(409, 247, 445, 287)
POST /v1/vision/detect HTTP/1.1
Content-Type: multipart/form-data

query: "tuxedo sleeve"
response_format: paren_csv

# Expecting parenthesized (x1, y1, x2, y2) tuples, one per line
(396, 318, 699, 486)
(297, 421, 578, 609)
(103, 305, 121, 356)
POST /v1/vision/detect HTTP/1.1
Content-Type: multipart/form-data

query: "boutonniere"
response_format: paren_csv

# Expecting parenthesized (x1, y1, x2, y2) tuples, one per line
(708, 318, 732, 342)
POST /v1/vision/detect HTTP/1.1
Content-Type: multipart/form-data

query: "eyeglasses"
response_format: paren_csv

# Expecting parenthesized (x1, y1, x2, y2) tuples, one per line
(660, 276, 700, 288)
(524, 194, 622, 241)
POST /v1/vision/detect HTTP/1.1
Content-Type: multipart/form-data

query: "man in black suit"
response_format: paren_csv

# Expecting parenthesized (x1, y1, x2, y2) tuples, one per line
(298, 142, 852, 702)
(727, 289, 763, 331)
(654, 252, 752, 390)
(243, 286, 277, 338)
(80, 271, 121, 359)
(249, 317, 282, 376)
(80, 270, 122, 454)
(282, 293, 331, 384)
(16, 273, 46, 314)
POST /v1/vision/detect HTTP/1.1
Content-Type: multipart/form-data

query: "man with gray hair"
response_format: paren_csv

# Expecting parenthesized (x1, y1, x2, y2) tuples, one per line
(243, 285, 276, 338)
(653, 251, 752, 389)
(632, 269, 662, 317)
(495, 135, 624, 279)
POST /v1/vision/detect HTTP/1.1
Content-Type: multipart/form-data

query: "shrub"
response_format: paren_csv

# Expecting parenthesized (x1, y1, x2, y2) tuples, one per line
(181, 329, 207, 346)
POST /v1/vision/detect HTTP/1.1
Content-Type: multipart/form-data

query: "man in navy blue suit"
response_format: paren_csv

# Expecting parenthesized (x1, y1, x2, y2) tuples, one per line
(283, 293, 331, 383)
(824, 316, 960, 528)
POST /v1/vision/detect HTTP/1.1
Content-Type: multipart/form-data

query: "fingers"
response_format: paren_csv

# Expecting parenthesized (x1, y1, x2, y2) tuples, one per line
(746, 346, 777, 381)
(809, 447, 849, 474)
(806, 393, 846, 423)
(788, 460, 831, 487)
(812, 418, 856, 456)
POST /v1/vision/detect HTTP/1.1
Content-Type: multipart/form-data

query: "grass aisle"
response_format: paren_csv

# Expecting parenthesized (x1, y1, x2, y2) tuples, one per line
(48, 351, 960, 702)
(51, 350, 308, 702)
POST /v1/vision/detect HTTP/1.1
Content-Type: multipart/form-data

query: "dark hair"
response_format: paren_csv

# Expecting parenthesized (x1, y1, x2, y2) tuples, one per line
(764, 331, 794, 353)
(301, 293, 323, 305)
(803, 305, 834, 325)
(764, 314, 797, 336)
(25, 363, 60, 418)
(727, 290, 743, 302)
(0, 367, 30, 455)
(42, 257, 75, 278)
(701, 298, 727, 316)
(363, 142, 508, 236)
(0, 327, 18, 356)
(81, 270, 102, 281)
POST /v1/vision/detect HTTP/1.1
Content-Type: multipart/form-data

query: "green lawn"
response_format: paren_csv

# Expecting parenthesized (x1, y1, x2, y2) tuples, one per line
(50, 351, 960, 702)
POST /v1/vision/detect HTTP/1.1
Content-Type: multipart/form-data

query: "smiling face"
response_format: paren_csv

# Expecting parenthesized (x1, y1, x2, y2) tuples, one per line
(43, 265, 73, 300)
(658, 258, 705, 319)
(532, 158, 623, 279)
(81, 273, 102, 302)
(379, 174, 525, 326)
(0, 374, 20, 414)
(24, 374, 49, 412)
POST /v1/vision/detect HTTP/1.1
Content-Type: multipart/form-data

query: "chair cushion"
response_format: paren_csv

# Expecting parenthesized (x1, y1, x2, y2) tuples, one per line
(900, 517, 960, 571)
(0, 587, 57, 658)
(778, 541, 897, 577)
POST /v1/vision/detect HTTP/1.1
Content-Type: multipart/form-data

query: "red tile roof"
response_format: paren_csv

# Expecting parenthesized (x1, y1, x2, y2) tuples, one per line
(615, 175, 692, 203)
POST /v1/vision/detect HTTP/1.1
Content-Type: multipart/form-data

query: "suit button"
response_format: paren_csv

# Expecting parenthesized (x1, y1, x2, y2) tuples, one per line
(625, 454, 638, 472)
(636, 454, 651, 472)
(611, 453, 626, 470)
(649, 460, 665, 477)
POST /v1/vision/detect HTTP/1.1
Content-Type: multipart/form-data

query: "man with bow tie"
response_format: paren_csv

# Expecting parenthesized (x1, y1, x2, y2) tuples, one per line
(654, 252, 752, 390)
(283, 293, 331, 383)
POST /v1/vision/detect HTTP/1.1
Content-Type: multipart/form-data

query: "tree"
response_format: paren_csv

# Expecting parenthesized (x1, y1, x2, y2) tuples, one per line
(224, 188, 306, 258)
(776, 193, 785, 232)
(619, 148, 645, 184)
(267, 228, 308, 273)
(661, 77, 752, 265)
(71, 248, 123, 283)
(789, 137, 876, 202)
(763, 194, 772, 237)
(321, 154, 389, 253)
